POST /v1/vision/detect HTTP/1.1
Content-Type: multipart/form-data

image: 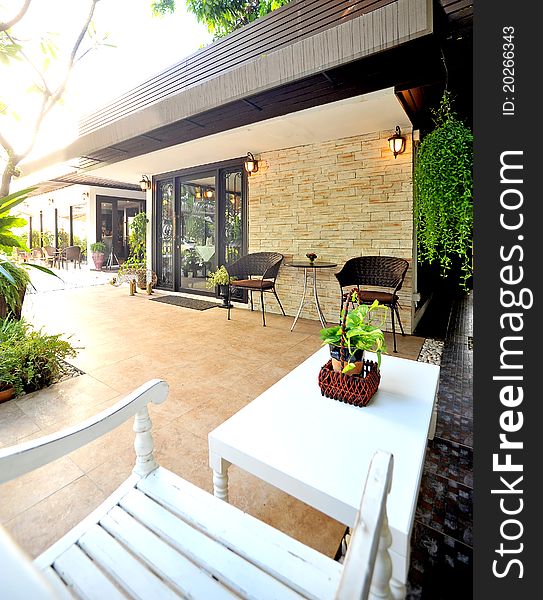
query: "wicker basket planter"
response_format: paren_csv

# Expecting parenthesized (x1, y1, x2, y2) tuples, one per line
(318, 289, 386, 408)
(318, 358, 380, 407)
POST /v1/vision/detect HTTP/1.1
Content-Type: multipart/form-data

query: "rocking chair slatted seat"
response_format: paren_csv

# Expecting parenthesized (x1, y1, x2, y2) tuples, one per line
(0, 380, 395, 600)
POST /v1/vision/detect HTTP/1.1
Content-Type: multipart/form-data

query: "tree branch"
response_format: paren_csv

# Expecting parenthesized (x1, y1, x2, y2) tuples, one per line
(20, 0, 100, 160)
(0, 0, 32, 32)
(5, 31, 52, 98)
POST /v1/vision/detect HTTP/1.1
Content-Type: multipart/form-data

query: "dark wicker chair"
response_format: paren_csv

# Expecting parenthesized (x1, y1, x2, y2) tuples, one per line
(227, 252, 285, 326)
(61, 245, 82, 269)
(335, 256, 409, 352)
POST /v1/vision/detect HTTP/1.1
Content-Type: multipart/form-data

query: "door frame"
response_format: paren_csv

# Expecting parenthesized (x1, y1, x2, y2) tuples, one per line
(153, 157, 248, 296)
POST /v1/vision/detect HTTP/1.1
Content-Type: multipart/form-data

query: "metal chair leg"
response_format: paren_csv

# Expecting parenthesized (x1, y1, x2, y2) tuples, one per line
(250, 290, 254, 311)
(390, 304, 398, 353)
(260, 289, 266, 326)
(394, 304, 406, 336)
(227, 285, 231, 321)
(273, 287, 286, 316)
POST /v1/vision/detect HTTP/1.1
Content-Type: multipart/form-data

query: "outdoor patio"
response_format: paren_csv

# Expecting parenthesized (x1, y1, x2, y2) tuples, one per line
(1, 281, 424, 561)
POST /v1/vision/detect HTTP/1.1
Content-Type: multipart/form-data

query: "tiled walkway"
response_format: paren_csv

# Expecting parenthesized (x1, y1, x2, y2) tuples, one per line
(408, 292, 473, 598)
(1, 283, 425, 563)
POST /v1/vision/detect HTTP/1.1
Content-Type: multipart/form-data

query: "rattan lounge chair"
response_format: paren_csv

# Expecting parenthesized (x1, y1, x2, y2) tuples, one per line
(335, 256, 409, 352)
(227, 252, 285, 326)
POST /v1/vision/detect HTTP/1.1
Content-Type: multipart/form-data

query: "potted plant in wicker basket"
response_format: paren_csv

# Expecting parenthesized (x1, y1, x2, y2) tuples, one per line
(318, 294, 388, 407)
(320, 295, 387, 375)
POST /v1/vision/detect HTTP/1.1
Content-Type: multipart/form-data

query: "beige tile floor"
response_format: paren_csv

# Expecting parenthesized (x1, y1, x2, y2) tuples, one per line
(1, 284, 424, 559)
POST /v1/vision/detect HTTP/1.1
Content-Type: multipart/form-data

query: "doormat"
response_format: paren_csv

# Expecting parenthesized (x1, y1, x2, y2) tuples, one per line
(150, 295, 220, 311)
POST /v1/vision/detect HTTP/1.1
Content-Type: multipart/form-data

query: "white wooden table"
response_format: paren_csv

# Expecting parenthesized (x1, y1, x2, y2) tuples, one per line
(208, 347, 440, 598)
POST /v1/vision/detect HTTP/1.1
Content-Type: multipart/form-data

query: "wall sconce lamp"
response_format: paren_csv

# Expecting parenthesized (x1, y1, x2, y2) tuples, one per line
(388, 126, 406, 158)
(205, 189, 214, 198)
(244, 152, 259, 175)
(139, 175, 152, 191)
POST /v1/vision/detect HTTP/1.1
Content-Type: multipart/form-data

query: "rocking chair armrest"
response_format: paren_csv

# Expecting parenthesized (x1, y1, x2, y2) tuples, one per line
(335, 450, 394, 600)
(0, 379, 168, 485)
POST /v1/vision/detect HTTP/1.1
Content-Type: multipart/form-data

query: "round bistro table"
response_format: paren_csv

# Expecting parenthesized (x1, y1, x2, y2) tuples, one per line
(285, 261, 337, 331)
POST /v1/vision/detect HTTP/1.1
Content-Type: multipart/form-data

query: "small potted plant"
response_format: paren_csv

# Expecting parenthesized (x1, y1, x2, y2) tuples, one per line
(206, 265, 234, 308)
(320, 295, 387, 375)
(90, 241, 106, 270)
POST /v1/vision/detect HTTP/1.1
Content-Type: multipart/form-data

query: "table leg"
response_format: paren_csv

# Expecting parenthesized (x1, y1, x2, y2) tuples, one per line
(390, 577, 407, 600)
(290, 267, 309, 332)
(311, 267, 327, 328)
(210, 453, 231, 502)
(213, 469, 229, 502)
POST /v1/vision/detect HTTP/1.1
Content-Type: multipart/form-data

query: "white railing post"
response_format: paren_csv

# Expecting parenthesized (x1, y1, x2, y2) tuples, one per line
(132, 407, 158, 477)
(369, 513, 394, 600)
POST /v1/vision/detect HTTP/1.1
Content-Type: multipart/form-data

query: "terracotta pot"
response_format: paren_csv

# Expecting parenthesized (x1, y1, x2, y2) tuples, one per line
(0, 385, 15, 404)
(330, 346, 364, 377)
(92, 251, 105, 270)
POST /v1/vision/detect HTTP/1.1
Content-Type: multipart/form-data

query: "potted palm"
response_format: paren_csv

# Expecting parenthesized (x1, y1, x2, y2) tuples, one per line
(90, 241, 106, 270)
(320, 295, 387, 375)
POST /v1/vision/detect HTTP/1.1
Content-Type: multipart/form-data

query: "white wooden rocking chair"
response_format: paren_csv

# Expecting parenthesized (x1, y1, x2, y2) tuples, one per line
(0, 380, 395, 600)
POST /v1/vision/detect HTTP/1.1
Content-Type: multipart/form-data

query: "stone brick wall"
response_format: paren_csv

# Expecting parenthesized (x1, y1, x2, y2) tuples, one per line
(247, 130, 414, 333)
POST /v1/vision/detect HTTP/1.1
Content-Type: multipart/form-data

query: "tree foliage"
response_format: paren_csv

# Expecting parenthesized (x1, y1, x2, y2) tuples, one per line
(152, 0, 290, 39)
(414, 92, 473, 288)
(0, 0, 105, 199)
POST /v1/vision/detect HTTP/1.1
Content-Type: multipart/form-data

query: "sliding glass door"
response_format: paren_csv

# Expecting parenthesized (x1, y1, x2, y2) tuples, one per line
(155, 161, 247, 295)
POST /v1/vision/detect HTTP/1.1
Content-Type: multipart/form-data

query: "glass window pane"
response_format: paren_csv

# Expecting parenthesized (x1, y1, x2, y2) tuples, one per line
(179, 174, 215, 292)
(158, 181, 174, 289)
(224, 170, 243, 265)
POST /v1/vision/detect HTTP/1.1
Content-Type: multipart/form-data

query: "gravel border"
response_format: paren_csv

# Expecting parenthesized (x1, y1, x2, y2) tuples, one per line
(57, 359, 86, 383)
(417, 338, 445, 365)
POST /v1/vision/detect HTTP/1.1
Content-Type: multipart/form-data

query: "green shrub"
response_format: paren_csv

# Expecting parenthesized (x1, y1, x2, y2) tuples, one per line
(0, 259, 30, 316)
(90, 241, 106, 253)
(0, 317, 76, 397)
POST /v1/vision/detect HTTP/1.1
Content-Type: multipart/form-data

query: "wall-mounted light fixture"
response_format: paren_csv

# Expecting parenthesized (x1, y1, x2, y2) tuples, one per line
(388, 126, 406, 159)
(139, 175, 152, 191)
(244, 152, 259, 175)
(205, 189, 214, 199)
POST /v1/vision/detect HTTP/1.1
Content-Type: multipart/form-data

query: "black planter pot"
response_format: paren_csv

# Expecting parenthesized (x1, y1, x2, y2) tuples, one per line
(329, 345, 364, 376)
(217, 284, 233, 309)
(329, 345, 363, 363)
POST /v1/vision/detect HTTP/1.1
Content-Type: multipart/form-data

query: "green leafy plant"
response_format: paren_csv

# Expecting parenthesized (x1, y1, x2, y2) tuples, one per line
(0, 317, 76, 397)
(0, 259, 30, 317)
(127, 211, 148, 263)
(0, 188, 34, 253)
(414, 92, 473, 287)
(90, 241, 106, 253)
(205, 265, 233, 289)
(31, 230, 54, 248)
(320, 296, 387, 372)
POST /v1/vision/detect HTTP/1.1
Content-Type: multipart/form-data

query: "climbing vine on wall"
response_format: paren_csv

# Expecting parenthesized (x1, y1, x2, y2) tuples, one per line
(414, 92, 473, 288)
